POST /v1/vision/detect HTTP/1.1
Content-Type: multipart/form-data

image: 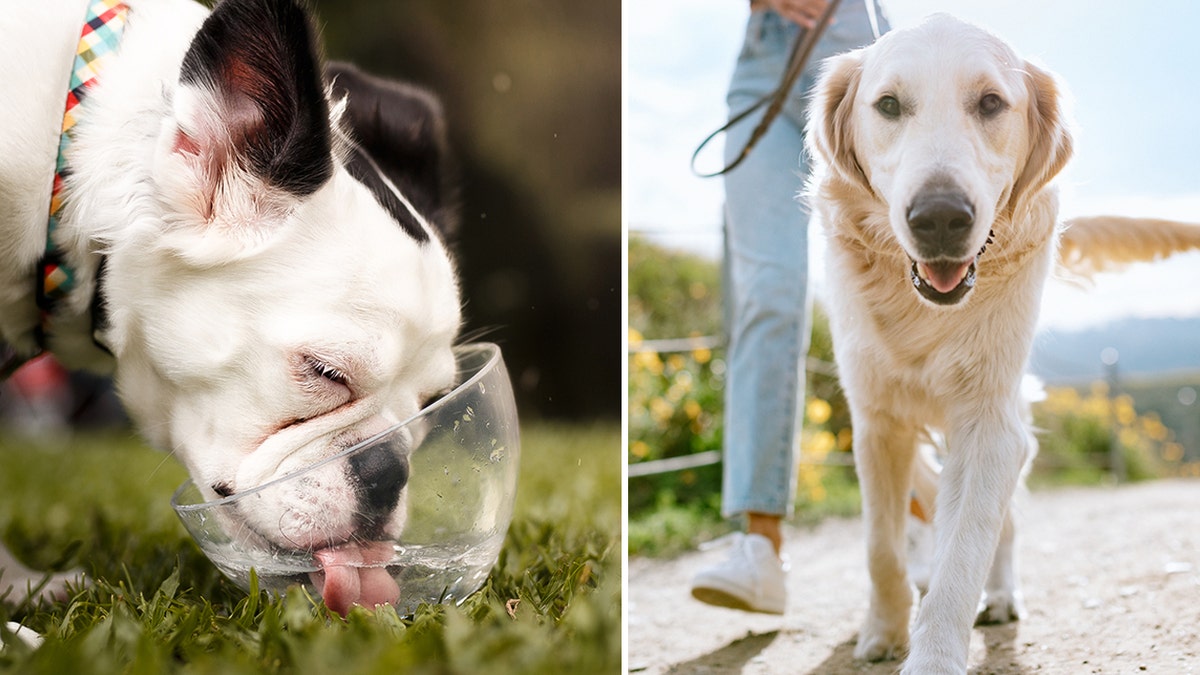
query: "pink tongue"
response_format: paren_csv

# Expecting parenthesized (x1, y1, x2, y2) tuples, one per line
(310, 541, 400, 616)
(919, 260, 972, 294)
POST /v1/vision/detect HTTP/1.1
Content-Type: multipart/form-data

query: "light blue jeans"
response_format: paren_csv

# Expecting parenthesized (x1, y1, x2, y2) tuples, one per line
(721, 1, 888, 518)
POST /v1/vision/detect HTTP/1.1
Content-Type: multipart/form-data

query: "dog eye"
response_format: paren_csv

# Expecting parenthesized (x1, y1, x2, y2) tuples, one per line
(305, 356, 350, 387)
(978, 93, 1006, 117)
(874, 95, 902, 119)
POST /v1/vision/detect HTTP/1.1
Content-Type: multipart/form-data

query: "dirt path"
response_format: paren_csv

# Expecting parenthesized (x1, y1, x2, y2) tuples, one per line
(628, 479, 1200, 674)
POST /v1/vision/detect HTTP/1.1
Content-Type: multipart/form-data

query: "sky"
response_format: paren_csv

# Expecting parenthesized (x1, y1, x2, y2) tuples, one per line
(626, 0, 1200, 331)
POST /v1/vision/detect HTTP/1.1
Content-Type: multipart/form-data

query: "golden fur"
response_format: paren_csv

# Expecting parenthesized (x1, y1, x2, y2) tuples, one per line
(805, 14, 1200, 673)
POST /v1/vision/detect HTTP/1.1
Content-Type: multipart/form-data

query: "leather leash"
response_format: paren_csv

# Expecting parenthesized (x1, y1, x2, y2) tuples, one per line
(691, 0, 842, 178)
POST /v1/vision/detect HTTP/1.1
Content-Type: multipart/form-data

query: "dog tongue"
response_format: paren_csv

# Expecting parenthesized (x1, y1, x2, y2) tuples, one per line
(310, 542, 399, 616)
(919, 260, 972, 294)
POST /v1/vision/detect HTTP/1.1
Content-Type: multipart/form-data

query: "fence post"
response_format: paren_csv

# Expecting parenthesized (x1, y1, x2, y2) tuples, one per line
(1102, 347, 1126, 483)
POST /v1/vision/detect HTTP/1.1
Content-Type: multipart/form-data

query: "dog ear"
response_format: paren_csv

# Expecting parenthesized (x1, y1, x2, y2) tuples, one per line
(1009, 61, 1073, 210)
(325, 62, 459, 242)
(162, 0, 332, 235)
(807, 51, 869, 189)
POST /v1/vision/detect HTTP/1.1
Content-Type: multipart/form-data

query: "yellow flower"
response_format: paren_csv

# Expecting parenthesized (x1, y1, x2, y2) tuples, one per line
(684, 400, 702, 421)
(1141, 414, 1169, 442)
(632, 350, 663, 376)
(1041, 387, 1080, 416)
(649, 397, 673, 426)
(1081, 392, 1111, 423)
(797, 464, 827, 503)
(630, 440, 650, 459)
(1118, 427, 1141, 450)
(692, 347, 712, 365)
(837, 427, 854, 452)
(806, 398, 832, 425)
(802, 430, 837, 459)
(1114, 395, 1137, 426)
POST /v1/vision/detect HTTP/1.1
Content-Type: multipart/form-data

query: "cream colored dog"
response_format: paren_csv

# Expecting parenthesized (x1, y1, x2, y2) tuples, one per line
(806, 14, 1200, 673)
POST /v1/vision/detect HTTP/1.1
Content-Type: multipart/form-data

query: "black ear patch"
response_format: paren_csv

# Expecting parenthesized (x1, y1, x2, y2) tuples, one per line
(325, 62, 458, 240)
(180, 0, 332, 196)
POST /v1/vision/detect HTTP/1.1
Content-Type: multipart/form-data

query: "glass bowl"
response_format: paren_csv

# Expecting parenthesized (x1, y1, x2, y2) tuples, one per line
(171, 342, 519, 616)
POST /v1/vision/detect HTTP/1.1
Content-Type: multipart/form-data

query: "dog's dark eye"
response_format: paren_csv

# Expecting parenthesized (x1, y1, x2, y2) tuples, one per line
(306, 356, 350, 387)
(875, 95, 902, 119)
(978, 93, 1006, 117)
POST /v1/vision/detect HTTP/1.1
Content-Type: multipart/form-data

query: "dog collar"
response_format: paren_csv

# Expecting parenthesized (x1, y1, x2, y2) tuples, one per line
(34, 0, 128, 351)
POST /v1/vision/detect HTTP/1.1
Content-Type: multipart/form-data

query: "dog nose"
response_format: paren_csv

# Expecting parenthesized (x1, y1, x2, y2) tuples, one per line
(907, 191, 975, 258)
(348, 443, 408, 518)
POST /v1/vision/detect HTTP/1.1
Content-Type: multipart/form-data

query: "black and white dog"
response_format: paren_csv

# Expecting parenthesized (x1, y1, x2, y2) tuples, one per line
(1, 0, 461, 632)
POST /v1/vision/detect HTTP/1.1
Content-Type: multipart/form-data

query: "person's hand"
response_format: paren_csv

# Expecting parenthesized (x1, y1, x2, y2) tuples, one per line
(764, 0, 831, 29)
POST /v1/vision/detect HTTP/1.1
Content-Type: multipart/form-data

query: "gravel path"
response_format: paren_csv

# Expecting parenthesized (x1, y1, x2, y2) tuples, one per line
(628, 479, 1200, 674)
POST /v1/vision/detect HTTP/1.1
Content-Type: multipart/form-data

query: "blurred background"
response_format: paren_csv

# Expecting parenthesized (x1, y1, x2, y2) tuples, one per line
(321, 0, 621, 421)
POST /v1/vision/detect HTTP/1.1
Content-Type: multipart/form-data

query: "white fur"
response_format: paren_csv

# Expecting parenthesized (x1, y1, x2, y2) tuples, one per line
(806, 15, 1071, 673)
(3, 621, 44, 650)
(0, 0, 461, 607)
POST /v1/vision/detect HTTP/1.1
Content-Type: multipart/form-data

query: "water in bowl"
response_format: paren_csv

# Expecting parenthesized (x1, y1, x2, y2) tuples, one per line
(171, 343, 520, 616)
(196, 534, 505, 613)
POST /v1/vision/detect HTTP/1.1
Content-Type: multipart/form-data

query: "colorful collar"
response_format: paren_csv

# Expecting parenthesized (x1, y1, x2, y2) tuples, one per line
(34, 0, 128, 349)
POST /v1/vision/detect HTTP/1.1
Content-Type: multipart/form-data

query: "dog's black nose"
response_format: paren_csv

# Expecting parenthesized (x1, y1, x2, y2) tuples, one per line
(349, 443, 408, 519)
(907, 190, 975, 258)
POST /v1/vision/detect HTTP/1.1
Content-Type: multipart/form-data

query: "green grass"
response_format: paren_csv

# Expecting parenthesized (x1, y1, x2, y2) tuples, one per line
(0, 423, 620, 674)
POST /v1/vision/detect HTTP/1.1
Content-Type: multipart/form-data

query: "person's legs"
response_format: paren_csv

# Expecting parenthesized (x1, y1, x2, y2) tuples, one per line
(721, 0, 890, 526)
(719, 9, 809, 535)
(692, 2, 888, 613)
(746, 511, 783, 553)
(690, 11, 807, 615)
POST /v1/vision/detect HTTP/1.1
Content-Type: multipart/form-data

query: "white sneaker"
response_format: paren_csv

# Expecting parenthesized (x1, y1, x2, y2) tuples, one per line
(690, 533, 787, 614)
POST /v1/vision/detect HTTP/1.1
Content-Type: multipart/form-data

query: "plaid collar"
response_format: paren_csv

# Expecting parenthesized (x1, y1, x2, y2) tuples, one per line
(33, 0, 128, 352)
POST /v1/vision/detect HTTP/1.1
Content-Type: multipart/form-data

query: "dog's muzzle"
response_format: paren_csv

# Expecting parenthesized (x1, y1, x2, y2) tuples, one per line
(905, 188, 985, 306)
(907, 190, 975, 259)
(348, 442, 409, 537)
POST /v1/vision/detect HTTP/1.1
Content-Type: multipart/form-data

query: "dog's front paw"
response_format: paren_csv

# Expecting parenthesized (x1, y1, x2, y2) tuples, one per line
(854, 620, 908, 662)
(975, 590, 1024, 626)
(903, 623, 969, 674)
(3, 622, 43, 649)
(899, 654, 964, 675)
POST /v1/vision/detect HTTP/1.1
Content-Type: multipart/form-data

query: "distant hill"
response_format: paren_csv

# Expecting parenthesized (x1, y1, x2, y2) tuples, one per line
(1031, 317, 1200, 383)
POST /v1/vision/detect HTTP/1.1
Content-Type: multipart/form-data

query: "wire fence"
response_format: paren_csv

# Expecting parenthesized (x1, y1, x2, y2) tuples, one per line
(628, 331, 850, 477)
